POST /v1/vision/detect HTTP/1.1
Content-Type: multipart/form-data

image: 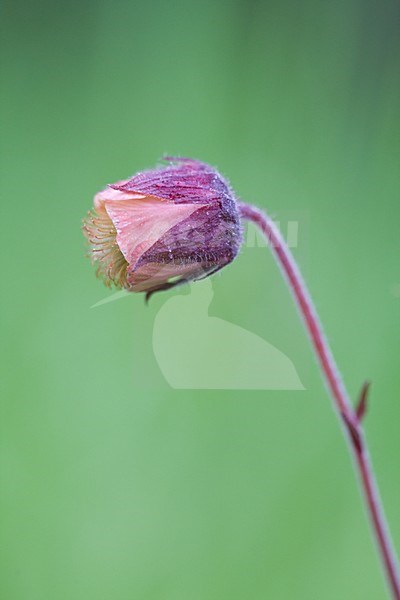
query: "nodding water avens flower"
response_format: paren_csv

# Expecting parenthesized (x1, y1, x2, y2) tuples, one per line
(83, 157, 400, 597)
(83, 157, 242, 297)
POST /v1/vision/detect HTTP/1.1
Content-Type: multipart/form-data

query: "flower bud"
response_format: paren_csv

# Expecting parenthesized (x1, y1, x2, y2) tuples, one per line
(83, 158, 242, 296)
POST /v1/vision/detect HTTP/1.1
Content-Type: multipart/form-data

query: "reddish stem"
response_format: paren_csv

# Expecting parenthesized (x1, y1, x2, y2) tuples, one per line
(238, 202, 400, 600)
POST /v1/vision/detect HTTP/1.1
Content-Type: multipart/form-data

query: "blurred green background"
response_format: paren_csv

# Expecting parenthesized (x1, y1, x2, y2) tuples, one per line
(1, 0, 399, 598)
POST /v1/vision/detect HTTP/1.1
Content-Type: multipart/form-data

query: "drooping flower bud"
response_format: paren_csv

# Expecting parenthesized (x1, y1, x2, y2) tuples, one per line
(83, 157, 242, 296)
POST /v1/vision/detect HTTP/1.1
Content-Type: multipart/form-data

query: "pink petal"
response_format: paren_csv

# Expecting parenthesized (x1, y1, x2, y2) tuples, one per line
(126, 261, 206, 292)
(104, 197, 207, 269)
(94, 180, 146, 213)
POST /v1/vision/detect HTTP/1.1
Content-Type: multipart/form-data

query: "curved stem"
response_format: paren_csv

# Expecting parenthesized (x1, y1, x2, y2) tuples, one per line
(238, 201, 400, 600)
